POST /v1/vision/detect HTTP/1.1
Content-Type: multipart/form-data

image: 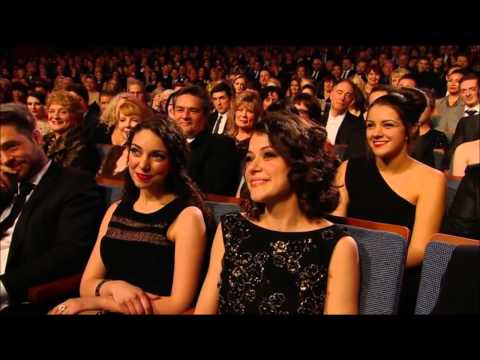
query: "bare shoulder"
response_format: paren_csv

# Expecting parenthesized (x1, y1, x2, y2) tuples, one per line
(412, 160, 446, 187)
(175, 205, 205, 227)
(334, 235, 359, 255)
(105, 201, 120, 217)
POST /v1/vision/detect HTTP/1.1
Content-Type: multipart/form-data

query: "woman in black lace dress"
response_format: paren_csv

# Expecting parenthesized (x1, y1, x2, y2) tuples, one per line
(196, 111, 360, 314)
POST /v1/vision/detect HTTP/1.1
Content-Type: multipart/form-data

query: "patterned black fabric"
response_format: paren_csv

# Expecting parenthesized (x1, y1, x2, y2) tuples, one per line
(218, 212, 346, 314)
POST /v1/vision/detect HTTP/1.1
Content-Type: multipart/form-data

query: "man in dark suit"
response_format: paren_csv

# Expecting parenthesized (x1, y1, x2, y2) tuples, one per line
(0, 104, 105, 312)
(320, 79, 366, 160)
(446, 74, 480, 167)
(207, 81, 233, 135)
(173, 86, 240, 196)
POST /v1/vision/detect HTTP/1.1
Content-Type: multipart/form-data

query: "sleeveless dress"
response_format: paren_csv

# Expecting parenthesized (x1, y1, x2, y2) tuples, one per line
(218, 212, 348, 314)
(100, 197, 189, 296)
(345, 157, 416, 230)
(345, 157, 419, 314)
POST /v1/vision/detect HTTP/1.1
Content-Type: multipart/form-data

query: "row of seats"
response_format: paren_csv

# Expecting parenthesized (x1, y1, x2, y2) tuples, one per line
(26, 176, 479, 314)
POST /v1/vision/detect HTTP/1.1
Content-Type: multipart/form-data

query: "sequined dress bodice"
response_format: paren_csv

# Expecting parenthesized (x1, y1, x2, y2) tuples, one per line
(218, 213, 346, 314)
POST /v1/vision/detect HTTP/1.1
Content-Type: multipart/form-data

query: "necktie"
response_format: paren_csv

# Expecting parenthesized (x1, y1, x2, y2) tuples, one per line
(0, 182, 35, 238)
(465, 109, 477, 117)
(212, 114, 222, 134)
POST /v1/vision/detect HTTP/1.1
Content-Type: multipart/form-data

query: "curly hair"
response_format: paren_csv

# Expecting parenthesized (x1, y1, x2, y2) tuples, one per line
(122, 115, 213, 227)
(46, 90, 85, 123)
(242, 111, 341, 220)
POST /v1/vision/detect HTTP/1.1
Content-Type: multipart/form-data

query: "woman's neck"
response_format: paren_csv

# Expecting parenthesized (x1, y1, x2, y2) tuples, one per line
(236, 128, 252, 141)
(260, 194, 319, 232)
(448, 94, 459, 105)
(135, 188, 176, 212)
(375, 147, 412, 174)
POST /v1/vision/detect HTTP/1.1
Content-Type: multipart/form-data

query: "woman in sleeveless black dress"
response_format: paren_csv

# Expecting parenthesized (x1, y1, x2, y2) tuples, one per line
(50, 116, 211, 315)
(196, 111, 360, 314)
(334, 89, 446, 313)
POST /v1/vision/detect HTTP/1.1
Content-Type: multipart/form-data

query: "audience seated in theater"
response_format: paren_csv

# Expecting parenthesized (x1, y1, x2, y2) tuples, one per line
(173, 85, 240, 196)
(0, 104, 105, 313)
(398, 73, 417, 89)
(26, 91, 50, 136)
(409, 88, 449, 169)
(231, 74, 247, 98)
(286, 76, 301, 100)
(433, 69, 465, 141)
(333, 89, 446, 313)
(50, 118, 211, 315)
(207, 81, 234, 135)
(126, 78, 146, 105)
(320, 79, 366, 160)
(226, 91, 262, 196)
(43, 90, 100, 174)
(362, 64, 382, 99)
(348, 82, 367, 118)
(66, 83, 101, 144)
(292, 93, 323, 126)
(390, 68, 410, 88)
(97, 93, 152, 179)
(442, 163, 480, 240)
(451, 139, 480, 177)
(195, 111, 359, 314)
(446, 73, 480, 168)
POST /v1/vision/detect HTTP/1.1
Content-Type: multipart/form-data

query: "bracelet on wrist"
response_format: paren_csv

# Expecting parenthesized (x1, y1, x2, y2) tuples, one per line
(95, 279, 111, 297)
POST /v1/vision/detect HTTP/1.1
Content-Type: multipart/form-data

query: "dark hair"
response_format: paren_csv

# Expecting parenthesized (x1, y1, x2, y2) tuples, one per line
(100, 89, 118, 98)
(242, 111, 340, 220)
(0, 103, 36, 138)
(459, 73, 479, 85)
(368, 88, 426, 141)
(123, 115, 212, 225)
(66, 83, 89, 104)
(210, 80, 233, 98)
(398, 73, 417, 86)
(27, 91, 46, 105)
(292, 93, 323, 124)
(173, 85, 211, 115)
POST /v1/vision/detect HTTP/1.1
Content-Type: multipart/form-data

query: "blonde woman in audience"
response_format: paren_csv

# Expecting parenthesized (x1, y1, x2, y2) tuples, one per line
(333, 88, 446, 314)
(390, 68, 410, 88)
(228, 91, 262, 195)
(232, 74, 247, 97)
(452, 139, 480, 177)
(97, 93, 152, 179)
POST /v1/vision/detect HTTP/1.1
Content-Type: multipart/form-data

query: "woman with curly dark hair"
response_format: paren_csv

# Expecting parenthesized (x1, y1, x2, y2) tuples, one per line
(50, 116, 212, 315)
(195, 111, 360, 314)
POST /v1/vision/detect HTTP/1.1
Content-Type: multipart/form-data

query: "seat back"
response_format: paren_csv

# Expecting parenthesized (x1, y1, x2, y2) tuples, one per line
(414, 233, 480, 314)
(205, 194, 241, 224)
(96, 144, 113, 162)
(96, 176, 124, 204)
(342, 224, 408, 315)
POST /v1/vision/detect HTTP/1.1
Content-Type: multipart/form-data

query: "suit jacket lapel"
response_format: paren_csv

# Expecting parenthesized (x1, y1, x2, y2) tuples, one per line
(6, 163, 62, 269)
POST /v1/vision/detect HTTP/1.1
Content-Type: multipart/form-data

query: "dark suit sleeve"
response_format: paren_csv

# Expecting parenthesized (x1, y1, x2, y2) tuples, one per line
(444, 117, 466, 168)
(200, 136, 240, 196)
(0, 175, 105, 302)
(345, 119, 367, 160)
(442, 166, 480, 240)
